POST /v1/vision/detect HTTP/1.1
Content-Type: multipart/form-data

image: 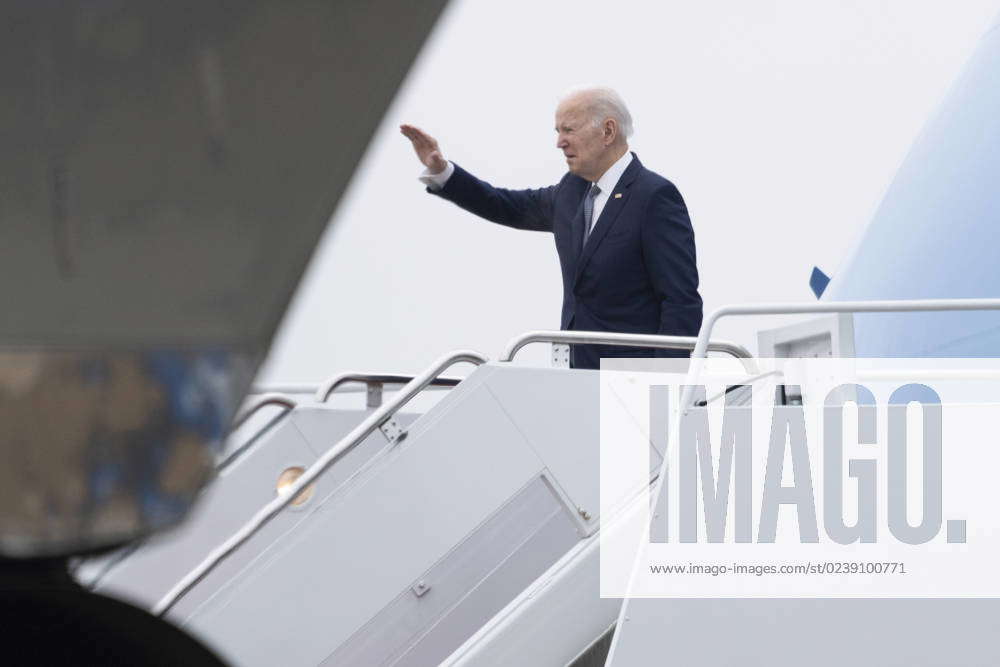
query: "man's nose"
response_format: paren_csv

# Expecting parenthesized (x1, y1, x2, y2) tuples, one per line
(556, 134, 567, 149)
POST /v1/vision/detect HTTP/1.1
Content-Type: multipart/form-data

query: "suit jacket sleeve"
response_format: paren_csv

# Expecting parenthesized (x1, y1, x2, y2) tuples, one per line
(428, 162, 557, 233)
(641, 183, 704, 351)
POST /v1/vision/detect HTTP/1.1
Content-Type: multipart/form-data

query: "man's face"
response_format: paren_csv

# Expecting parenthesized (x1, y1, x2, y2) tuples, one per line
(555, 99, 607, 182)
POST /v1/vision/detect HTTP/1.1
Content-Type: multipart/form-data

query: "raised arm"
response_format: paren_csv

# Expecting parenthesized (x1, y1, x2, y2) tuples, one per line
(400, 124, 557, 233)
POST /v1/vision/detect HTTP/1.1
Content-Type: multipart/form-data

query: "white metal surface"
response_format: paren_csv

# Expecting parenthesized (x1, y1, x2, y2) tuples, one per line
(154, 350, 488, 616)
(442, 522, 621, 667)
(483, 366, 660, 535)
(181, 384, 548, 665)
(83, 407, 406, 607)
(757, 313, 856, 359)
(321, 476, 580, 666)
(617, 297, 1000, 666)
(90, 359, 637, 665)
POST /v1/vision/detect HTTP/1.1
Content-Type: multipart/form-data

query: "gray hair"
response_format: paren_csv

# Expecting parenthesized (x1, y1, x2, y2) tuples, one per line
(560, 86, 634, 139)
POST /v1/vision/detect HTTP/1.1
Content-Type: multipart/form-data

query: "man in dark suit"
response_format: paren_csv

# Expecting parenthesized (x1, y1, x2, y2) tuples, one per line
(401, 87, 702, 369)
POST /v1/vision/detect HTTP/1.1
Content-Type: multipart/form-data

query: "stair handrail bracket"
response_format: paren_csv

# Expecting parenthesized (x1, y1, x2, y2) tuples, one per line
(154, 349, 489, 617)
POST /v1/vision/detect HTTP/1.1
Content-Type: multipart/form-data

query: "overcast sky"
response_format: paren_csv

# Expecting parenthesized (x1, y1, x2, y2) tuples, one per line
(257, 0, 1000, 385)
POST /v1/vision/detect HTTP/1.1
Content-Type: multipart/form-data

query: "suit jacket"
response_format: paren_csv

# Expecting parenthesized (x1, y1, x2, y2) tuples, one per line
(430, 153, 702, 369)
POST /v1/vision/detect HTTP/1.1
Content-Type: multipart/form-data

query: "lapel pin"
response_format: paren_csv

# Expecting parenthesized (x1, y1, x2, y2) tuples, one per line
(614, 193, 622, 199)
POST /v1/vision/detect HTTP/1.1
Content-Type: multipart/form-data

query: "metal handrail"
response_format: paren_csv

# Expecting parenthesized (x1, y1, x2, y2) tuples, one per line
(683, 298, 1000, 408)
(499, 330, 755, 372)
(695, 369, 784, 407)
(217, 395, 300, 471)
(225, 374, 464, 472)
(315, 372, 464, 403)
(249, 384, 319, 395)
(153, 349, 488, 617)
(230, 394, 297, 432)
(622, 297, 1000, 636)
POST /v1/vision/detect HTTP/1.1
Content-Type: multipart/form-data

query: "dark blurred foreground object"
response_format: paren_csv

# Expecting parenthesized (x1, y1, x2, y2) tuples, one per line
(0, 0, 449, 661)
(1, 557, 224, 665)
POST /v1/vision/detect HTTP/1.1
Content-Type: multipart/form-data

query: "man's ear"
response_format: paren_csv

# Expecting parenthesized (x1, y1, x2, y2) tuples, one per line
(604, 118, 618, 145)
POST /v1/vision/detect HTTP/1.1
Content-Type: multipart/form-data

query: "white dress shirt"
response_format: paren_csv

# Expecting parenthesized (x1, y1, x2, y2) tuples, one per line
(588, 150, 633, 228)
(419, 161, 455, 189)
(419, 150, 633, 225)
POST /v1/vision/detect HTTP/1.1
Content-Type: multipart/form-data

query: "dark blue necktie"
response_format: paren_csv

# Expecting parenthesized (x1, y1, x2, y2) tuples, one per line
(583, 183, 601, 245)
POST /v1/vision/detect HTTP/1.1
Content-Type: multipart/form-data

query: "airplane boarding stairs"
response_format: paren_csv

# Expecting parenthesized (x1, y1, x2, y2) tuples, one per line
(75, 391, 431, 608)
(77, 331, 748, 666)
(77, 300, 1000, 666)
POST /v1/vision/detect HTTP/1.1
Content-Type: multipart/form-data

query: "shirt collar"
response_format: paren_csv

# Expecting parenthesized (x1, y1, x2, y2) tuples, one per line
(593, 150, 633, 194)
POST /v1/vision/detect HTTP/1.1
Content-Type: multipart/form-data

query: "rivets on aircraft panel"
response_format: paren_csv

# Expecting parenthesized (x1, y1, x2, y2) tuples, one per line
(578, 507, 592, 521)
(380, 416, 405, 444)
(412, 580, 431, 597)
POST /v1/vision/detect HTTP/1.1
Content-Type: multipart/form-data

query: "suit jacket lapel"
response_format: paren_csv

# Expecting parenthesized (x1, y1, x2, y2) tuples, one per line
(574, 154, 642, 285)
(570, 187, 587, 266)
